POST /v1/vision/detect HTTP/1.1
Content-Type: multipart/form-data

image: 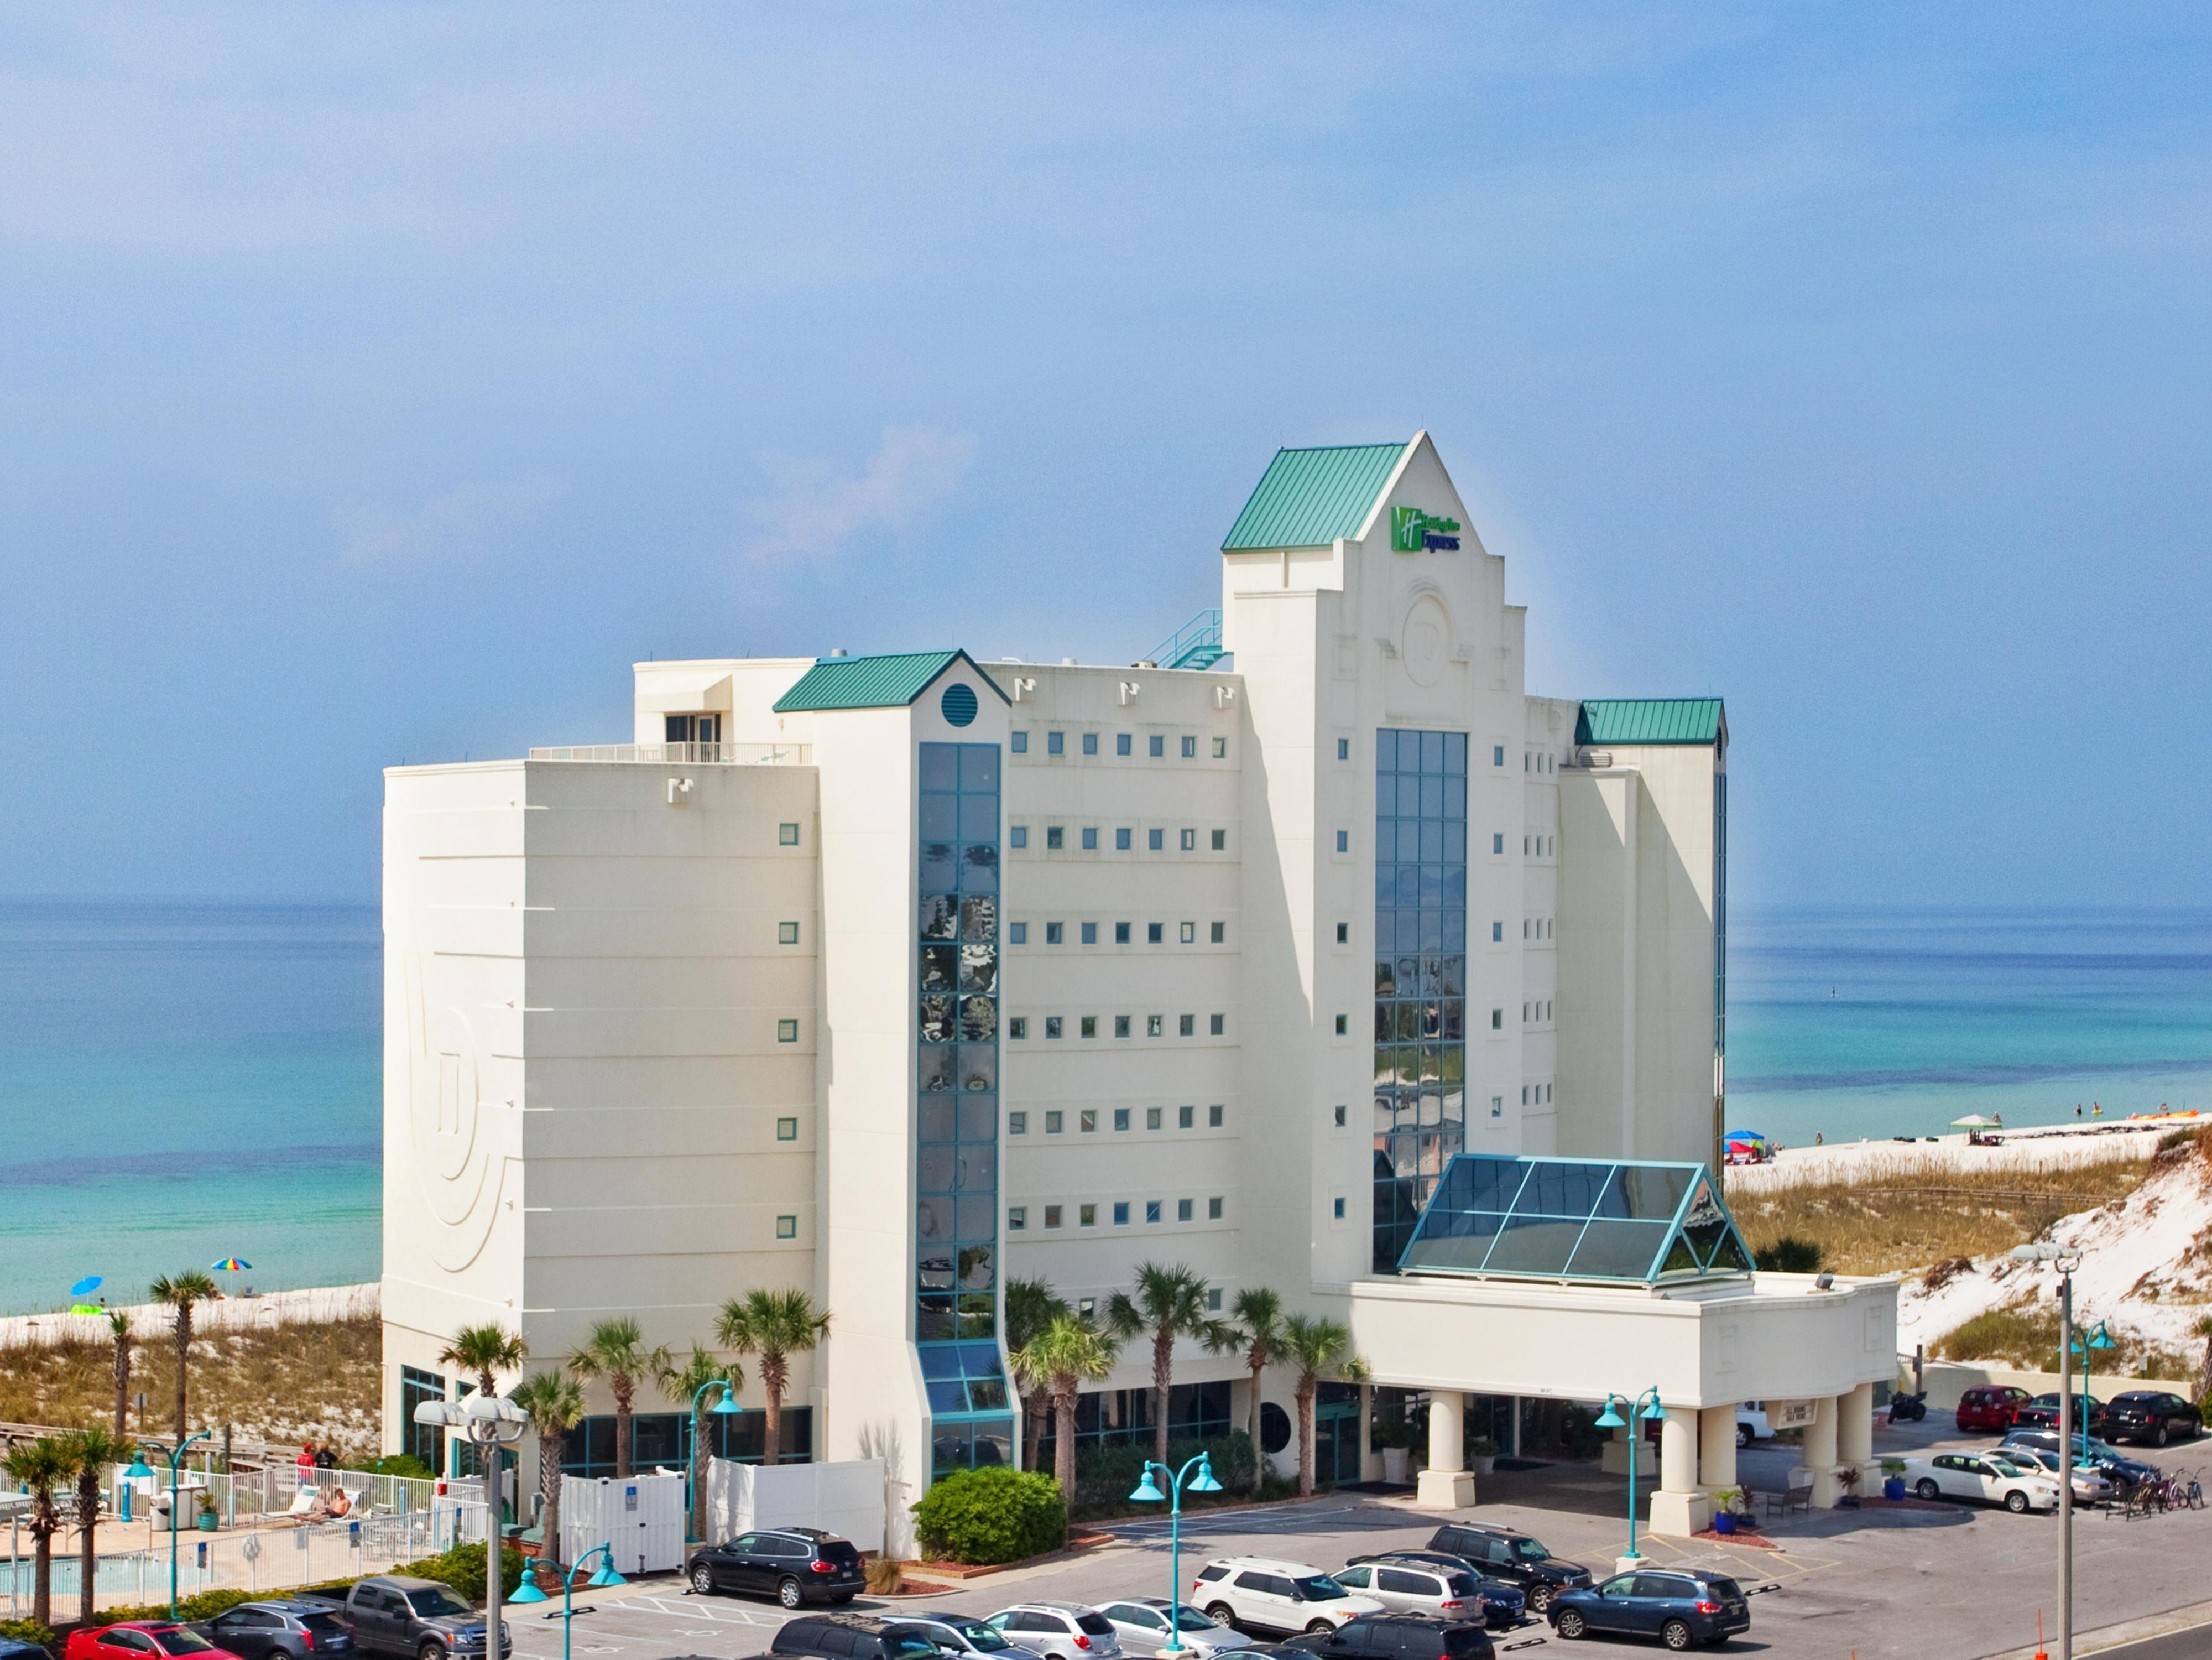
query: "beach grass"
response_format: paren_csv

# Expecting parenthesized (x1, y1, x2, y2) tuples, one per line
(1929, 1299, 2201, 1385)
(0, 1314, 379, 1458)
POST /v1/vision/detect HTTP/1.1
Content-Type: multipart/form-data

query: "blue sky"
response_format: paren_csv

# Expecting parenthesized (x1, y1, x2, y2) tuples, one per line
(2, 4, 2207, 908)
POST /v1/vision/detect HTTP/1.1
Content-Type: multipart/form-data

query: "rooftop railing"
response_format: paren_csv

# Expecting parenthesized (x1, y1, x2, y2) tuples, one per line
(528, 742, 812, 764)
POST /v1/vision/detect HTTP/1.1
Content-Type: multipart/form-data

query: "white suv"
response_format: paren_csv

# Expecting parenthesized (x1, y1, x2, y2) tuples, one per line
(1191, 1559, 1384, 1637)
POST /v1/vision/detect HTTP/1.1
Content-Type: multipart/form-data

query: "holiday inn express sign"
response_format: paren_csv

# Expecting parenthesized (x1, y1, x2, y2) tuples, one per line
(1392, 506, 1462, 552)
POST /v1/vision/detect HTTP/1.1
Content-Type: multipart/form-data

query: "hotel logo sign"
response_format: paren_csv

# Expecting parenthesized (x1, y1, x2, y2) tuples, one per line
(1391, 506, 1462, 553)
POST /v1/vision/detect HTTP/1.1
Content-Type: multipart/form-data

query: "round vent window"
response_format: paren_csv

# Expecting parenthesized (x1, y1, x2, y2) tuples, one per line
(940, 682, 978, 727)
(1260, 1401, 1292, 1455)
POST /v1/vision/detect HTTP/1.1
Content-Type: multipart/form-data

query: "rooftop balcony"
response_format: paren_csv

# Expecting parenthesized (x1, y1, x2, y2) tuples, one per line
(526, 742, 812, 765)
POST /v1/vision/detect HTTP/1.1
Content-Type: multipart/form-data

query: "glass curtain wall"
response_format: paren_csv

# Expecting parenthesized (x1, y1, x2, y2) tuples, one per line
(918, 741, 1015, 1476)
(1373, 728, 1469, 1272)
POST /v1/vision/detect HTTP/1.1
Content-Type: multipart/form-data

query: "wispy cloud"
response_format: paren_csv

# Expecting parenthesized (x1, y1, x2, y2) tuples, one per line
(342, 481, 555, 564)
(749, 426, 976, 563)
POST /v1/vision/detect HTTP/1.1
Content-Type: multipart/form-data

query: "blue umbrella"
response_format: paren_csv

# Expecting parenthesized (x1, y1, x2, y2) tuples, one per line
(70, 1275, 103, 1298)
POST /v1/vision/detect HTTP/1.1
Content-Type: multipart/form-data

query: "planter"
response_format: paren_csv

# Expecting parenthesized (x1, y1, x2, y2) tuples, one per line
(1884, 1478, 1906, 1501)
(196, 1513, 220, 1532)
(1712, 1512, 1737, 1536)
(1381, 1448, 1409, 1485)
(1470, 1456, 1496, 1477)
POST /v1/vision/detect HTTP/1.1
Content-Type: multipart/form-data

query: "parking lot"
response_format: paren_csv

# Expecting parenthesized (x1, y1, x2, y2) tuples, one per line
(505, 1414, 2212, 1660)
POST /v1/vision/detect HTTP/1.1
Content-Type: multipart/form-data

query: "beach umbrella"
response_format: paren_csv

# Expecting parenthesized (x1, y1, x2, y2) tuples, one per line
(211, 1257, 251, 1272)
(1949, 1115, 1997, 1128)
(70, 1275, 103, 1298)
(1723, 1130, 1770, 1146)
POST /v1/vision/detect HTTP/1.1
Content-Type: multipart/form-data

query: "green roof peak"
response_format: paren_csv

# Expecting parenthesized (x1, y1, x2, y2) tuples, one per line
(1221, 440, 1413, 551)
(1575, 699, 1726, 746)
(773, 649, 1006, 714)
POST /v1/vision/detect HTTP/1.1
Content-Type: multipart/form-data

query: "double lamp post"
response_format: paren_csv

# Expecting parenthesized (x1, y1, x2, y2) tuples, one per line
(1129, 1452, 1223, 1651)
(413, 1393, 529, 1660)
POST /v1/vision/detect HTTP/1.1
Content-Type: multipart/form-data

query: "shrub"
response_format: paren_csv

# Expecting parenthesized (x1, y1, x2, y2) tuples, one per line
(912, 1468, 1066, 1564)
(0, 1621, 56, 1656)
(1754, 1236, 1824, 1274)
(360, 1453, 436, 1480)
(79, 1590, 261, 1630)
(863, 1555, 905, 1594)
(1072, 1431, 1256, 1513)
(390, 1542, 528, 1606)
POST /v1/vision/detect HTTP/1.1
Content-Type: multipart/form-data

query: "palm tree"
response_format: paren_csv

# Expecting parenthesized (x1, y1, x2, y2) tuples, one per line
(108, 1310, 135, 1437)
(509, 1371, 585, 1574)
(1280, 1314, 1367, 1498)
(1005, 1277, 1070, 1474)
(1228, 1287, 1285, 1490)
(656, 1344, 740, 1545)
(716, 1290, 830, 1468)
(61, 1427, 128, 1627)
(568, 1318, 670, 1480)
(3, 1437, 69, 1628)
(147, 1270, 218, 1441)
(1016, 1313, 1119, 1507)
(439, 1323, 528, 1399)
(2194, 1315, 2212, 1408)
(1105, 1263, 1233, 1466)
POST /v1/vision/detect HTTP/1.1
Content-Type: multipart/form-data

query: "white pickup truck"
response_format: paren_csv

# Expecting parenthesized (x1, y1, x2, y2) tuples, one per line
(1735, 1403, 1771, 1448)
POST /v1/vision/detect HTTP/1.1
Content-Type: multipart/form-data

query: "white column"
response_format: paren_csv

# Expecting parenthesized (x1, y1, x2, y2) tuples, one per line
(1646, 1408, 1712, 1538)
(1415, 1392, 1475, 1510)
(1698, 1406, 1738, 1495)
(1358, 1384, 1379, 1483)
(1804, 1395, 1843, 1507)
(1838, 1381, 1877, 1495)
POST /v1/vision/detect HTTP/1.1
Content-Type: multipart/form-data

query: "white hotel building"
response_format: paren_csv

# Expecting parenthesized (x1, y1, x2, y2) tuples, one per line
(381, 434, 1896, 1540)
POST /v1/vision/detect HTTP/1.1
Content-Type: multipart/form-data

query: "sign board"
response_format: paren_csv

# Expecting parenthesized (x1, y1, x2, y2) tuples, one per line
(624, 1484, 638, 1512)
(1768, 1399, 1818, 1430)
(242, 1534, 262, 1563)
(1391, 506, 1462, 553)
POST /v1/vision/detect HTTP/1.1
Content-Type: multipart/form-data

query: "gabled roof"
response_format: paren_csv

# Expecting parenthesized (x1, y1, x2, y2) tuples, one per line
(771, 650, 1006, 714)
(1575, 698, 1726, 747)
(1221, 441, 1413, 551)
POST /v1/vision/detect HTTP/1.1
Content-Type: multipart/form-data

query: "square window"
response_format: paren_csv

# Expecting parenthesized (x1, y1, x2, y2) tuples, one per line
(1146, 1200, 1163, 1224)
(1178, 1013, 1194, 1037)
(1115, 827, 1132, 851)
(1115, 1014, 1131, 1037)
(1010, 825, 1029, 849)
(1011, 922, 1029, 945)
(1117, 733, 1131, 756)
(1209, 1013, 1224, 1035)
(1009, 1111, 1028, 1133)
(1148, 828, 1164, 851)
(1046, 1110, 1064, 1133)
(1491, 1008, 1503, 1030)
(1335, 922, 1348, 944)
(1337, 738, 1349, 760)
(1079, 1108, 1095, 1131)
(1046, 826, 1064, 850)
(1147, 1106, 1163, 1129)
(1046, 922, 1063, 945)
(1078, 1296, 1095, 1318)
(1212, 737, 1227, 759)
(779, 920, 800, 945)
(1046, 1016, 1063, 1038)
(1082, 732, 1099, 756)
(1206, 1286, 1222, 1310)
(1011, 731, 1028, 753)
(1009, 1017, 1027, 1039)
(1211, 828, 1226, 851)
(1008, 1206, 1026, 1230)
(1149, 735, 1165, 757)
(776, 1116, 799, 1141)
(777, 1019, 799, 1043)
(1178, 1104, 1195, 1128)
(1115, 922, 1131, 944)
(1113, 1202, 1130, 1225)
(1180, 828, 1196, 851)
(1181, 735, 1197, 758)
(779, 822, 800, 846)
(1332, 1104, 1346, 1127)
(1494, 833, 1505, 854)
(1333, 1013, 1348, 1035)
(1081, 922, 1098, 945)
(1113, 1107, 1130, 1130)
(1211, 922, 1226, 944)
(1147, 1013, 1164, 1037)
(1045, 1205, 1063, 1229)
(1208, 1104, 1224, 1127)
(1491, 1095, 1505, 1119)
(1208, 1197, 1224, 1221)
(1082, 826, 1098, 851)
(1081, 1015, 1097, 1038)
(1177, 1198, 1194, 1221)
(776, 1215, 797, 1239)
(1047, 731, 1065, 755)
(1180, 921, 1196, 944)
(1335, 830, 1349, 853)
(1147, 923, 1164, 944)
(1491, 920, 1503, 943)
(1494, 744, 1505, 767)
(1079, 1203, 1097, 1226)
(1332, 1196, 1346, 1220)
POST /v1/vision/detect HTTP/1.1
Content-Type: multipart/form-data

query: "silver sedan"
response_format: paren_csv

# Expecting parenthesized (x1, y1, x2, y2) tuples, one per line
(1095, 1601, 1255, 1658)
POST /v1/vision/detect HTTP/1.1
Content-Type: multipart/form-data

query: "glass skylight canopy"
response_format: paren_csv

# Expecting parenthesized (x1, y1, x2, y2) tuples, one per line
(1397, 1155, 1756, 1285)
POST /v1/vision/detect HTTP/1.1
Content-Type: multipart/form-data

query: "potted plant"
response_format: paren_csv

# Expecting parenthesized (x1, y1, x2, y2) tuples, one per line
(1881, 1458, 1907, 1501)
(196, 1490, 221, 1532)
(1467, 1436, 1498, 1477)
(1374, 1418, 1414, 1485)
(1711, 1488, 1741, 1534)
(1835, 1465, 1861, 1508)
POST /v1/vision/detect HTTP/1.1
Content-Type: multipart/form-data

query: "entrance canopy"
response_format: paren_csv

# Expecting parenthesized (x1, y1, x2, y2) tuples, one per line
(1397, 1155, 1755, 1285)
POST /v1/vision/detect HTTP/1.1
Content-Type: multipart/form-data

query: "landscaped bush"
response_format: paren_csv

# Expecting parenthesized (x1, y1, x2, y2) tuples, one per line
(391, 1542, 528, 1606)
(1752, 1235, 1823, 1273)
(912, 1468, 1066, 1564)
(0, 1620, 56, 1656)
(77, 1589, 261, 1630)
(359, 1453, 436, 1480)
(1072, 1430, 1257, 1515)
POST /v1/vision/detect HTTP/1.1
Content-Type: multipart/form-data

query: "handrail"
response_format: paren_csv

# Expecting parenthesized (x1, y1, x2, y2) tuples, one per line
(1145, 609, 1224, 670)
(527, 742, 812, 764)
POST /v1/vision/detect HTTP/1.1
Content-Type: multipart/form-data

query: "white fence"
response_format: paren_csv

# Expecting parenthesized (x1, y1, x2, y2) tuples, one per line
(705, 1458, 885, 1554)
(108, 1464, 441, 1530)
(0, 1284, 380, 1352)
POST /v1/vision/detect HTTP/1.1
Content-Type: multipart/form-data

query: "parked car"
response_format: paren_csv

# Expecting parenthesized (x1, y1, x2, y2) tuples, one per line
(688, 1526, 867, 1608)
(1734, 1404, 1771, 1449)
(907, 1614, 1054, 1660)
(1546, 1569, 1750, 1650)
(1342, 1553, 1525, 1630)
(1954, 1386, 2033, 1434)
(330, 1579, 507, 1660)
(0, 1637, 49, 1660)
(195, 1602, 357, 1660)
(984, 1604, 1126, 1660)
(68, 1626, 237, 1660)
(1901, 1454, 2060, 1513)
(1191, 1560, 1384, 1637)
(1420, 1525, 1593, 1615)
(2001, 1447, 2115, 1505)
(2104, 1392, 2205, 1448)
(770, 1616, 948, 1660)
(2000, 1428, 2163, 1490)
(2011, 1394, 2106, 1437)
(1330, 1562, 1485, 1626)
(1280, 1615, 1492, 1660)
(1095, 1602, 1254, 1658)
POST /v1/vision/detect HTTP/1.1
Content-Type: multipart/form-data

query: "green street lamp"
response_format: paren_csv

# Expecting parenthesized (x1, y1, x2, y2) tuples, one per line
(135, 1429, 213, 1619)
(1129, 1453, 1223, 1652)
(2069, 1321, 2117, 1417)
(687, 1378, 743, 1542)
(509, 1541, 625, 1660)
(1592, 1390, 1667, 1567)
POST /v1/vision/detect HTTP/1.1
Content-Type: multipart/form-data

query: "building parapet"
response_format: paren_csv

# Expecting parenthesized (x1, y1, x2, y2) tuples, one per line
(527, 742, 813, 765)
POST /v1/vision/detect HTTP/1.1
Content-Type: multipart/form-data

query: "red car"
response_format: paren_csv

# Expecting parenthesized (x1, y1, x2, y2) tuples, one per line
(67, 1624, 240, 1660)
(1955, 1386, 2032, 1433)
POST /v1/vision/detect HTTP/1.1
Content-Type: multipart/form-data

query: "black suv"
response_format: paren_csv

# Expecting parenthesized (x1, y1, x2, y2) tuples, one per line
(770, 1615, 947, 1660)
(2104, 1392, 2204, 1448)
(196, 1602, 355, 1660)
(2012, 1394, 2107, 1436)
(1422, 1526, 1591, 1615)
(1284, 1615, 1493, 1660)
(689, 1527, 866, 1608)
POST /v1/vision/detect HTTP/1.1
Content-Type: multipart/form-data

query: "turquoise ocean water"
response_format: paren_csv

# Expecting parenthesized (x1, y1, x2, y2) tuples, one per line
(3, 902, 2210, 1316)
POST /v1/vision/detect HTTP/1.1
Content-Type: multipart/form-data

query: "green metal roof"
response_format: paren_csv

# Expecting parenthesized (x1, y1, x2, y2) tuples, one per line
(1220, 441, 1412, 551)
(1575, 698, 1726, 747)
(773, 649, 1007, 714)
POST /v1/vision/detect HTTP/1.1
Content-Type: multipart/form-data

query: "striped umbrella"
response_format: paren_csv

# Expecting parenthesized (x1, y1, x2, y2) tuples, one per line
(211, 1258, 252, 1272)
